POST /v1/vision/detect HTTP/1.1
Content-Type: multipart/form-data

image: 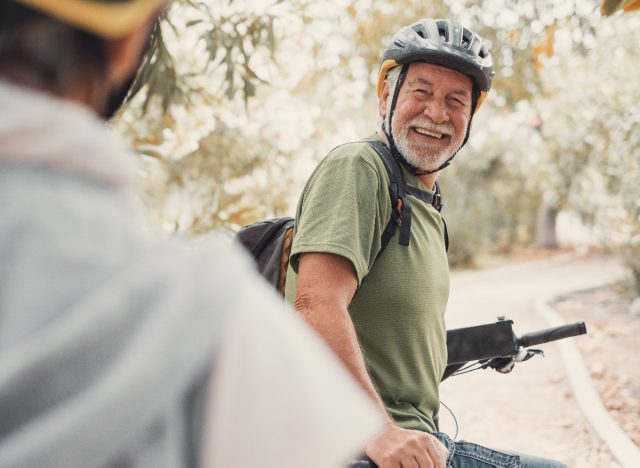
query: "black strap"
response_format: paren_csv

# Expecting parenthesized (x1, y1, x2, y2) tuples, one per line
(368, 140, 404, 253)
(366, 139, 447, 255)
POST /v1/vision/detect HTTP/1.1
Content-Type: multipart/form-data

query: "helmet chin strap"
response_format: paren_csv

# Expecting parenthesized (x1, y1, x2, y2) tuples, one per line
(382, 64, 409, 168)
(383, 65, 479, 176)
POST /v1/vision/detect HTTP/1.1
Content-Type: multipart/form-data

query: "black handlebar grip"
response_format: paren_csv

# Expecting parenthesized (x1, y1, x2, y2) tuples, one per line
(517, 322, 586, 348)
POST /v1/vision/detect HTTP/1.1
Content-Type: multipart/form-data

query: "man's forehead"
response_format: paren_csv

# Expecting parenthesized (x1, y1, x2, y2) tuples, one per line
(406, 62, 473, 94)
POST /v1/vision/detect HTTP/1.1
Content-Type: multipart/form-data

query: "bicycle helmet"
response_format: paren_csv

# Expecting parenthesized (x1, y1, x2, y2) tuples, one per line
(378, 18, 494, 112)
(14, 0, 169, 38)
(378, 19, 495, 174)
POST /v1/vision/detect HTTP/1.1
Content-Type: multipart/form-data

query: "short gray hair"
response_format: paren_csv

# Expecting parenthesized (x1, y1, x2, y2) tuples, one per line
(378, 66, 403, 133)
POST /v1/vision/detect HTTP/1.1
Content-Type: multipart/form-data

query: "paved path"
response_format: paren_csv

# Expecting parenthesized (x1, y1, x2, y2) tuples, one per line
(438, 253, 626, 467)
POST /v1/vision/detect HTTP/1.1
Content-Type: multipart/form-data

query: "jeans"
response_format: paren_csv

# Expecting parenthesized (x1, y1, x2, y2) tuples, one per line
(434, 432, 568, 468)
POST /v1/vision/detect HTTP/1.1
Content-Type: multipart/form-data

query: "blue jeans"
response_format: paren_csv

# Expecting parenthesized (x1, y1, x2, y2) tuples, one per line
(434, 432, 567, 468)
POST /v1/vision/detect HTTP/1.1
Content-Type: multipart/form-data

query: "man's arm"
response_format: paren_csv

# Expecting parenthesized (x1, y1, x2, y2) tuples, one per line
(294, 252, 448, 468)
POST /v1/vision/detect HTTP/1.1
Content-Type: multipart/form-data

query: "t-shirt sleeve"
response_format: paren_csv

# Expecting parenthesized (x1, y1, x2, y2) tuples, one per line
(201, 282, 384, 468)
(289, 147, 389, 284)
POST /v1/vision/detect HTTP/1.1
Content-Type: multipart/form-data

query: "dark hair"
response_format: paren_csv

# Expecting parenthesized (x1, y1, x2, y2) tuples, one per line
(0, 1, 107, 93)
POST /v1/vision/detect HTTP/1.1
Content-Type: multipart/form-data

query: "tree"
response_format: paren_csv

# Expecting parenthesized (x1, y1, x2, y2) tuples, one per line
(537, 12, 640, 291)
(114, 0, 317, 233)
(114, 0, 638, 283)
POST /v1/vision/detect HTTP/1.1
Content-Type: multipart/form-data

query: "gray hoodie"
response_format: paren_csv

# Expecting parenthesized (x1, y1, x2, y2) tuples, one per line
(0, 81, 380, 468)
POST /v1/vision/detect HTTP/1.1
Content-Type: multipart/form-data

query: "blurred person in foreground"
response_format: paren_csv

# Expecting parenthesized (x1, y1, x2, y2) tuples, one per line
(0, 1, 382, 467)
(285, 18, 567, 468)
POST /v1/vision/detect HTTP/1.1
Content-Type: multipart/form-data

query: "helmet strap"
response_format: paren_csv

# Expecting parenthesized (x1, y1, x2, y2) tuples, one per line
(383, 63, 408, 162)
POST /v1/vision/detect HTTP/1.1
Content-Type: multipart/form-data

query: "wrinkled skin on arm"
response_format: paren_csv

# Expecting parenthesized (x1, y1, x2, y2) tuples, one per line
(294, 253, 448, 468)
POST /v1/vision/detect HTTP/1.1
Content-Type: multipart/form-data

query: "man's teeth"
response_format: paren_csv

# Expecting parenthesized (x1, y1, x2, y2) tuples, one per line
(414, 128, 444, 138)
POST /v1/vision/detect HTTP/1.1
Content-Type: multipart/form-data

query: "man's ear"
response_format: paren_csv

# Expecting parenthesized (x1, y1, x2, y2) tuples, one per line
(103, 24, 152, 87)
(378, 82, 390, 119)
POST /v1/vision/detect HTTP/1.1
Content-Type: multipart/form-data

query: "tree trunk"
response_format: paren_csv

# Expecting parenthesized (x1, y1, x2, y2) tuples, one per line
(622, 246, 640, 297)
(535, 201, 559, 249)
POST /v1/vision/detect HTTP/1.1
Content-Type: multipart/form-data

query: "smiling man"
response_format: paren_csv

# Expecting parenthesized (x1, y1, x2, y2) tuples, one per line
(285, 18, 567, 468)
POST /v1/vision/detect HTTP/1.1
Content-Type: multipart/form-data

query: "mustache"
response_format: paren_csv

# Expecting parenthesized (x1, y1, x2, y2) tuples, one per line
(407, 117, 454, 135)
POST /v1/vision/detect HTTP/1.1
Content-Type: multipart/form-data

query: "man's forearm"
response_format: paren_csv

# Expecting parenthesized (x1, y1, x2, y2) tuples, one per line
(294, 252, 391, 421)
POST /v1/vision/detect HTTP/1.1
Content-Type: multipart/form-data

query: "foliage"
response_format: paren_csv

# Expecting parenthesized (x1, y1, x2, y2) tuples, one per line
(114, 0, 308, 233)
(114, 0, 639, 289)
(600, 0, 640, 16)
(441, 102, 546, 266)
(537, 13, 640, 291)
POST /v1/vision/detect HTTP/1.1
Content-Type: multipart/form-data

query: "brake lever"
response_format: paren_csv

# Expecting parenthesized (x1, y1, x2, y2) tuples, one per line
(487, 348, 545, 374)
(518, 348, 544, 362)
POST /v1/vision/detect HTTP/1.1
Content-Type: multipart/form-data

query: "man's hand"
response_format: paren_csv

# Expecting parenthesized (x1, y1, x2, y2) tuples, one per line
(366, 423, 449, 468)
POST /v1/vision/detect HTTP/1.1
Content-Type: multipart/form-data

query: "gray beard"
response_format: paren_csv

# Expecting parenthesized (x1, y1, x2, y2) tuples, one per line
(394, 127, 452, 172)
(384, 90, 465, 171)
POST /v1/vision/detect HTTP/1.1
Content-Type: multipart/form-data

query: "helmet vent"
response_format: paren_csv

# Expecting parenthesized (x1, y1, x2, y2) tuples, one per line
(437, 21, 449, 42)
(462, 30, 473, 49)
(381, 19, 494, 93)
(412, 24, 429, 39)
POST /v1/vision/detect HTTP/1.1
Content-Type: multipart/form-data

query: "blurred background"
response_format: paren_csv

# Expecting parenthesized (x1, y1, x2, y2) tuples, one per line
(109, 2, 639, 462)
(111, 0, 639, 294)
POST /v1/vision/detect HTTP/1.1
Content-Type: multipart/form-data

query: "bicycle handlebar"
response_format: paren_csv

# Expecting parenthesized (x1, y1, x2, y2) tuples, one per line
(517, 321, 586, 348)
(443, 318, 587, 380)
(349, 318, 587, 468)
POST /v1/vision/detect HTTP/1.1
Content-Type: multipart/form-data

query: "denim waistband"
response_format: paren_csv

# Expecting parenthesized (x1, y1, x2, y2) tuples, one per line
(431, 432, 522, 468)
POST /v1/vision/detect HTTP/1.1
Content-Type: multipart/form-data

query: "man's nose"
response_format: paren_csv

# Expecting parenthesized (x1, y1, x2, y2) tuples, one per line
(423, 100, 449, 124)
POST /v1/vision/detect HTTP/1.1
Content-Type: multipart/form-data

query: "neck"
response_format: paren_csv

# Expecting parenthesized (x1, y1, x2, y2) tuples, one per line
(417, 172, 437, 190)
(377, 129, 388, 146)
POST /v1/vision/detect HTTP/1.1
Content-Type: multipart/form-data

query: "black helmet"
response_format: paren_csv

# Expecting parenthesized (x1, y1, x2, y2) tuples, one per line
(14, 0, 169, 38)
(377, 18, 494, 112)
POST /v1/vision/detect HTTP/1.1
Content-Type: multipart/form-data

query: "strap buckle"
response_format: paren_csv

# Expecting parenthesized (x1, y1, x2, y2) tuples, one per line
(432, 192, 443, 212)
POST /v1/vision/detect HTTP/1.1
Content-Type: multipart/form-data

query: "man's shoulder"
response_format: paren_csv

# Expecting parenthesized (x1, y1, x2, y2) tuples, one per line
(321, 137, 387, 176)
(327, 137, 377, 157)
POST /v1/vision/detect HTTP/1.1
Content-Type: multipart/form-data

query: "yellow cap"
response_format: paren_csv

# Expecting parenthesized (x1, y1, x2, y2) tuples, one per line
(16, 0, 168, 39)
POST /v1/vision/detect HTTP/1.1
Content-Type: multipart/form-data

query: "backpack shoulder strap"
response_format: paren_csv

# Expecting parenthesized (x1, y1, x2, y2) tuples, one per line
(366, 140, 448, 255)
(366, 140, 406, 254)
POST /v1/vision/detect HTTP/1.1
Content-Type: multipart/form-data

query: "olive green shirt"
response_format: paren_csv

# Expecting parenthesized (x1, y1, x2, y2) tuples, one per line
(285, 138, 450, 432)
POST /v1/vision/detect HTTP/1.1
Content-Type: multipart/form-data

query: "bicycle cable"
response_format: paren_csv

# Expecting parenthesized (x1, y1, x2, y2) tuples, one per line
(439, 400, 459, 440)
(451, 361, 485, 376)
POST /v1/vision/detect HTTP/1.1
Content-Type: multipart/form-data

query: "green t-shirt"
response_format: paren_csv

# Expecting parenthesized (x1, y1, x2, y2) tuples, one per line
(285, 138, 449, 432)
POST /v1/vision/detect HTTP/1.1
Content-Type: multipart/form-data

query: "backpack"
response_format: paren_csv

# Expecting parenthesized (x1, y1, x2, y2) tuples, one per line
(234, 140, 447, 296)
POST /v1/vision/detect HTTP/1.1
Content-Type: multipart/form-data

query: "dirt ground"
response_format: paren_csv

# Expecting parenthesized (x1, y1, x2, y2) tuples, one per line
(551, 282, 640, 448)
(440, 253, 627, 467)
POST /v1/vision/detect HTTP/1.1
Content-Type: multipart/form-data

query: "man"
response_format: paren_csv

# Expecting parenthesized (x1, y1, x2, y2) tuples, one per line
(0, 1, 382, 467)
(285, 18, 566, 468)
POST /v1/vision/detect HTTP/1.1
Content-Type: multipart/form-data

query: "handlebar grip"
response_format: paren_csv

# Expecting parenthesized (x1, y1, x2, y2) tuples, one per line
(517, 322, 586, 348)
